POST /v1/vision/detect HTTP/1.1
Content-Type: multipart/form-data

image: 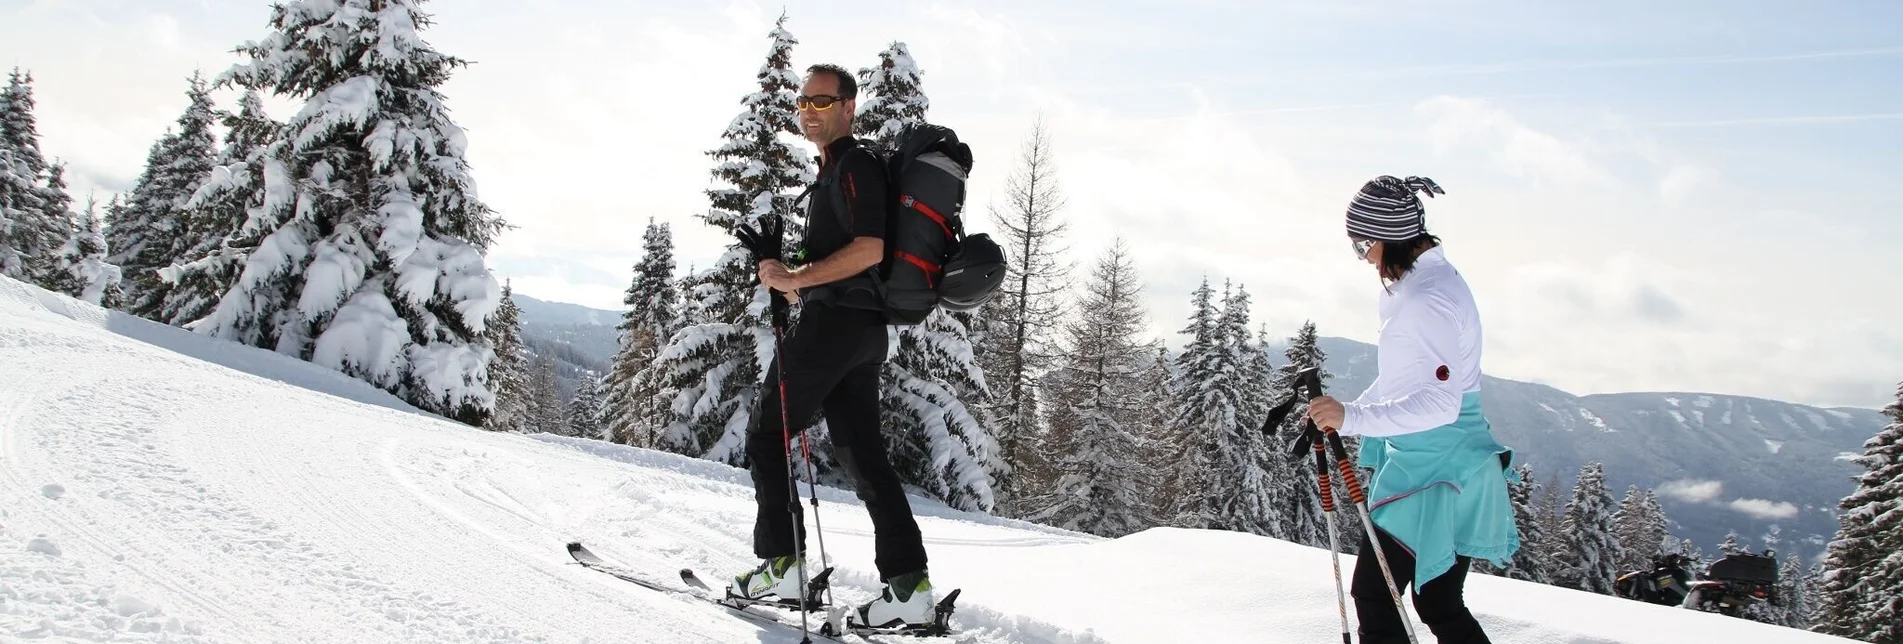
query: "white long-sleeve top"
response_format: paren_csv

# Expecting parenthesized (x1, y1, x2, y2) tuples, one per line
(1339, 246, 1485, 438)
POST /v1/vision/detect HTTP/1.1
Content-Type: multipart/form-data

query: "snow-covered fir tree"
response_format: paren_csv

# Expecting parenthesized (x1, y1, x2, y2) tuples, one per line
(849, 39, 1001, 513)
(108, 71, 219, 320)
(525, 354, 565, 434)
(1131, 340, 1175, 519)
(567, 372, 605, 440)
(48, 194, 124, 307)
(1167, 280, 1272, 534)
(1263, 320, 1333, 546)
(1612, 485, 1669, 574)
(1020, 237, 1152, 536)
(482, 282, 529, 432)
(1157, 278, 1217, 525)
(1813, 382, 1902, 643)
(0, 68, 71, 285)
(604, 218, 680, 447)
(644, 13, 810, 462)
(974, 116, 1070, 516)
(160, 90, 282, 328)
(1557, 461, 1622, 594)
(854, 42, 927, 150)
(1775, 551, 1814, 630)
(200, 0, 506, 425)
(1477, 462, 1552, 583)
(1718, 530, 1747, 557)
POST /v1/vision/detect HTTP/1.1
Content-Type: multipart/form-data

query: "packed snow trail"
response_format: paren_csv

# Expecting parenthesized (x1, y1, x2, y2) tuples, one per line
(0, 276, 1861, 643)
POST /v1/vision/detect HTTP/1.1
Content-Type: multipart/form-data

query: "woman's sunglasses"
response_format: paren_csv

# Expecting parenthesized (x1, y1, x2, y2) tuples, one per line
(796, 95, 842, 112)
(1352, 238, 1376, 260)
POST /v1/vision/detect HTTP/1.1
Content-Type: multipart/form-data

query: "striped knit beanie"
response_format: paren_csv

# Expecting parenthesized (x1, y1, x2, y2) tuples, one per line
(1345, 175, 1445, 242)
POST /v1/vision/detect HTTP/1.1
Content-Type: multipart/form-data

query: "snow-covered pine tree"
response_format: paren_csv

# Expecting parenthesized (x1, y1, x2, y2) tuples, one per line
(1642, 489, 1672, 562)
(975, 116, 1070, 516)
(160, 90, 282, 328)
(854, 42, 927, 150)
(483, 281, 529, 432)
(604, 218, 680, 447)
(526, 353, 565, 434)
(567, 371, 605, 440)
(1776, 551, 1812, 629)
(1131, 340, 1175, 525)
(849, 39, 1000, 513)
(1020, 237, 1151, 536)
(1171, 281, 1272, 534)
(645, 13, 810, 463)
(1611, 485, 1656, 574)
(1557, 461, 1622, 594)
(49, 194, 124, 307)
(201, 0, 506, 425)
(1813, 382, 1902, 643)
(1718, 530, 1747, 557)
(1158, 277, 1219, 526)
(0, 68, 70, 285)
(1264, 320, 1333, 546)
(1538, 472, 1571, 569)
(109, 71, 219, 320)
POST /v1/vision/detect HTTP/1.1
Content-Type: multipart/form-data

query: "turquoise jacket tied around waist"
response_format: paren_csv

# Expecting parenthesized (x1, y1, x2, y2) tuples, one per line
(1357, 390, 1519, 586)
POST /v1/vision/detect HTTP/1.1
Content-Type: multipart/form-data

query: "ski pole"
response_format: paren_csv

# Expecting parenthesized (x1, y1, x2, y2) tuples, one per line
(1295, 368, 1419, 644)
(798, 427, 831, 607)
(1314, 430, 1352, 644)
(768, 299, 815, 644)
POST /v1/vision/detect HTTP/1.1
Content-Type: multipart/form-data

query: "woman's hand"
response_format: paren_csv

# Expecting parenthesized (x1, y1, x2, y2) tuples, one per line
(1307, 395, 1345, 433)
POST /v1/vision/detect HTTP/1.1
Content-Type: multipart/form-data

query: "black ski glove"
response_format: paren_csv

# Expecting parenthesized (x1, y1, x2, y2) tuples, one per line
(732, 215, 784, 263)
(733, 216, 792, 329)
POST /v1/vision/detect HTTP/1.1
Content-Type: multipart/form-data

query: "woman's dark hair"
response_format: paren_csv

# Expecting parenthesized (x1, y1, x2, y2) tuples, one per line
(1379, 233, 1441, 284)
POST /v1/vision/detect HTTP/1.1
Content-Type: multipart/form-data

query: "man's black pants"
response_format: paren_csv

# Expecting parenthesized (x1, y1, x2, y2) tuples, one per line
(748, 302, 927, 581)
(1352, 526, 1491, 643)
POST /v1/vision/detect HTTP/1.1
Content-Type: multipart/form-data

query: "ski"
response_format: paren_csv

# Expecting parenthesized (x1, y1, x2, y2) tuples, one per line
(682, 568, 962, 639)
(565, 541, 847, 643)
(567, 542, 964, 640)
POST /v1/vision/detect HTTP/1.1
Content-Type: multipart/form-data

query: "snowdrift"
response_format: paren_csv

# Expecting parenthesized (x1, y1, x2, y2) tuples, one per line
(0, 276, 1860, 643)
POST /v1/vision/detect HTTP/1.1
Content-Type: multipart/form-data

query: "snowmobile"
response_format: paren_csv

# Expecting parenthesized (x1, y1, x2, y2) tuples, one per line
(1681, 549, 1780, 618)
(1614, 552, 1694, 607)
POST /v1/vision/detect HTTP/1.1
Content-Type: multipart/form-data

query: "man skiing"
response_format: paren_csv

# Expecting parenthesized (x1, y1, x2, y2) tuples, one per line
(727, 62, 936, 630)
(1305, 176, 1518, 643)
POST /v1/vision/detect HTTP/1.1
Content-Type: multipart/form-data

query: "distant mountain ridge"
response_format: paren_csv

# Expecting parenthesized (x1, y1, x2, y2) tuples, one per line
(1281, 336, 1881, 565)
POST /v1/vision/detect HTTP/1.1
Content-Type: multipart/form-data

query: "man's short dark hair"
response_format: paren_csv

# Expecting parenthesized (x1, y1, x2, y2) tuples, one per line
(806, 63, 857, 100)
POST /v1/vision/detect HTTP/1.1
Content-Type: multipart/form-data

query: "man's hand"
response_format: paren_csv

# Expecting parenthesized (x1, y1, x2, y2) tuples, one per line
(1307, 395, 1346, 434)
(758, 260, 796, 293)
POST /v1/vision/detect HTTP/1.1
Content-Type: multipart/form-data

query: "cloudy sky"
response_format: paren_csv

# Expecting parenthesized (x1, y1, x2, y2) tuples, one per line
(5, 0, 1900, 409)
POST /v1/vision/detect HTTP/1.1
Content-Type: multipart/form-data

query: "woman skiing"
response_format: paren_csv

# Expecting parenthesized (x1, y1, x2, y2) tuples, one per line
(1305, 175, 1519, 644)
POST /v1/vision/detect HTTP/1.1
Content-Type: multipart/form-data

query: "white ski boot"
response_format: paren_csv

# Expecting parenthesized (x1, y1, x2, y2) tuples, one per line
(849, 570, 935, 630)
(728, 554, 806, 605)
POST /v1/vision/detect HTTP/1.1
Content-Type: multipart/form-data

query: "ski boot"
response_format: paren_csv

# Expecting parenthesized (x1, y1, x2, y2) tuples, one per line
(845, 570, 943, 633)
(726, 554, 831, 612)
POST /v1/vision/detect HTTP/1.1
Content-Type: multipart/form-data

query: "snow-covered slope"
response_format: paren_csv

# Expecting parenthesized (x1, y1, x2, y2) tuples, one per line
(0, 275, 1857, 643)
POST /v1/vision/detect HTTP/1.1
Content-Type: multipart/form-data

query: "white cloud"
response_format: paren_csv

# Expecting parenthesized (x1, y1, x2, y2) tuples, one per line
(1657, 479, 1724, 503)
(1728, 498, 1800, 519)
(1415, 95, 1616, 190)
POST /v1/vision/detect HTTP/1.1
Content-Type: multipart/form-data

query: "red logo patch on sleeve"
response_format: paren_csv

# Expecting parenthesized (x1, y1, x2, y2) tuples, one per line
(1435, 365, 1450, 381)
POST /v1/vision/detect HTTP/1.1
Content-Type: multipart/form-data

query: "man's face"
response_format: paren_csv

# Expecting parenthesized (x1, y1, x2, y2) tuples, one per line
(797, 72, 852, 146)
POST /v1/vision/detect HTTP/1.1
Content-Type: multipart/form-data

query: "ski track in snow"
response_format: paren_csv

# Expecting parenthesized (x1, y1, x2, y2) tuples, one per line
(0, 276, 1865, 644)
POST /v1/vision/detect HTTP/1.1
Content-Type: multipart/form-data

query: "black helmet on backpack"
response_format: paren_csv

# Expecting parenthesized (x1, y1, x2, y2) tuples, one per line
(937, 233, 1006, 311)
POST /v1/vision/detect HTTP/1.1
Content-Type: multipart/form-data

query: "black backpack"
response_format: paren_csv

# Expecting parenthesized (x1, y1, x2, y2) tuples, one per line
(811, 123, 1007, 325)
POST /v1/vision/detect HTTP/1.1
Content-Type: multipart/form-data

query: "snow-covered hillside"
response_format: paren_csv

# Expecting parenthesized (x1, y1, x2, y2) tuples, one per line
(0, 275, 1858, 643)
